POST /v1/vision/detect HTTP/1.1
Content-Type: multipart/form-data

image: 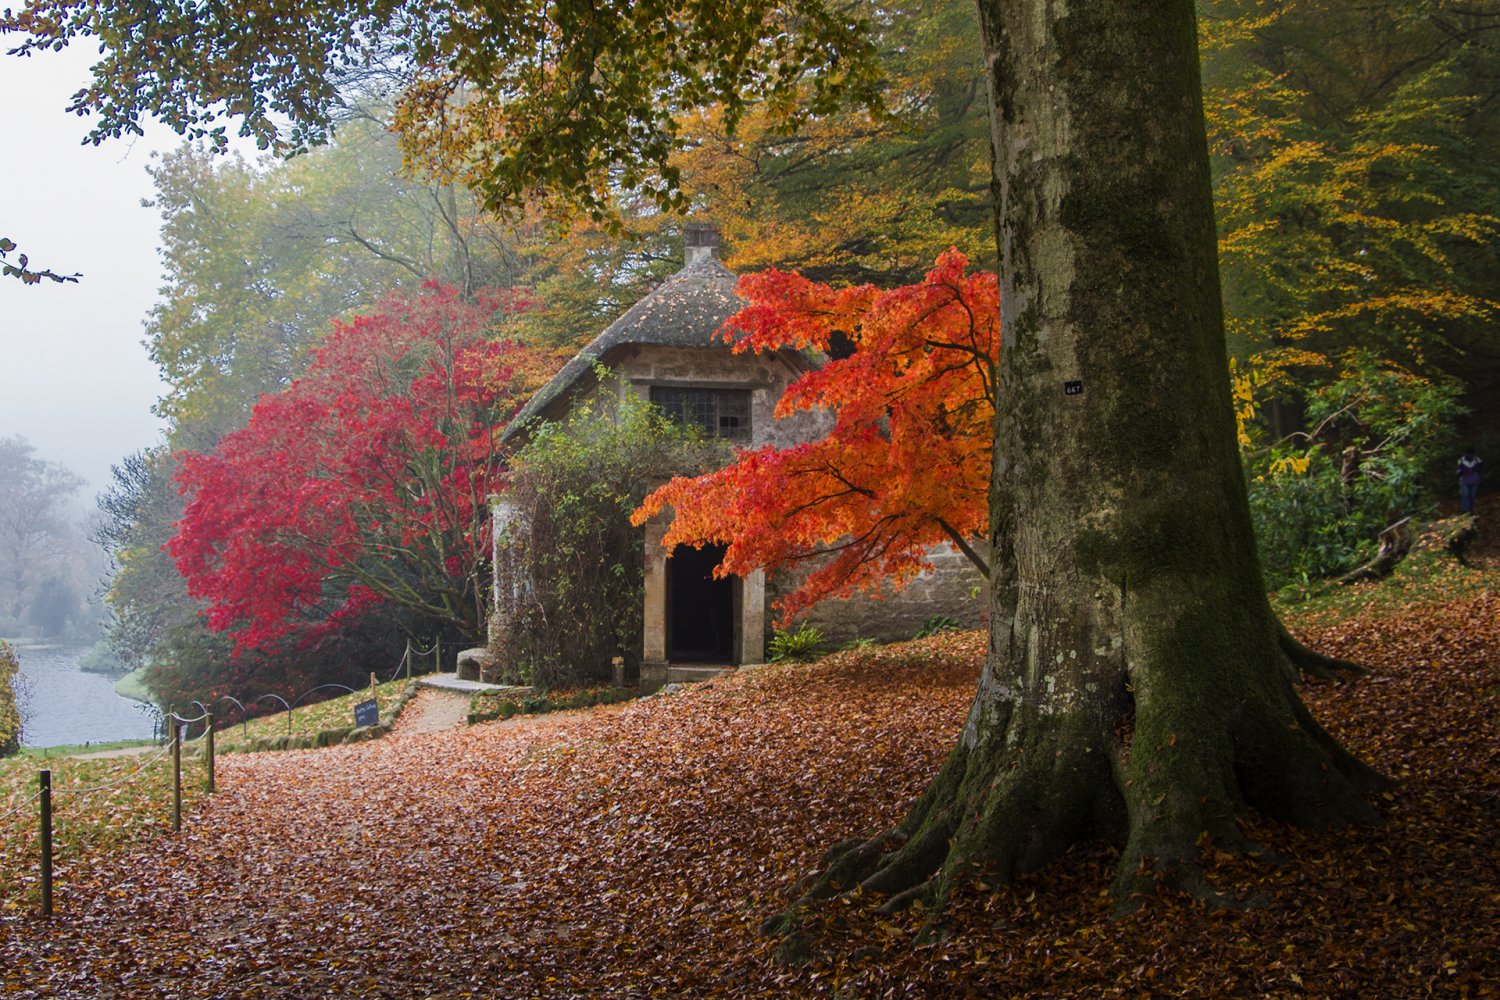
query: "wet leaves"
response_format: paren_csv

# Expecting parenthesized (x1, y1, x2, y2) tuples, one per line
(0, 588, 1495, 996)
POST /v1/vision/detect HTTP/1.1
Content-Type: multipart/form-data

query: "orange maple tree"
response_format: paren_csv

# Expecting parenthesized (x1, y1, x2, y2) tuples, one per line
(633, 249, 997, 622)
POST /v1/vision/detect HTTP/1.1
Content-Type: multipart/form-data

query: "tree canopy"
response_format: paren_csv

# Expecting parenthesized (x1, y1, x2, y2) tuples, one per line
(3, 0, 884, 222)
(1203, 0, 1500, 399)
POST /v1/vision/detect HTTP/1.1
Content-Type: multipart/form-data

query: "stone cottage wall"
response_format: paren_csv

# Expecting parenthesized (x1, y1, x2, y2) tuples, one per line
(765, 543, 987, 649)
(609, 344, 831, 447)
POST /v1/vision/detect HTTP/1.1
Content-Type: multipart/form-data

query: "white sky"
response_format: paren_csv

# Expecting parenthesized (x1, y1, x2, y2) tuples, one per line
(0, 46, 202, 499)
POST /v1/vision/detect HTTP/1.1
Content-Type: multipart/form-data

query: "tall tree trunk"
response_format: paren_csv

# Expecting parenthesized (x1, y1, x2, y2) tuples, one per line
(771, 0, 1382, 946)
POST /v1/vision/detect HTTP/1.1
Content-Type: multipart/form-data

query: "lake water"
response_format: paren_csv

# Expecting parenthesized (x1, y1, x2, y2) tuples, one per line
(13, 643, 157, 748)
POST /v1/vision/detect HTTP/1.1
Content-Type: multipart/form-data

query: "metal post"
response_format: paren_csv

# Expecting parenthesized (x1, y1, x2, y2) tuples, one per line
(286, 705, 293, 738)
(39, 770, 52, 918)
(205, 712, 216, 793)
(171, 724, 182, 833)
(435, 636, 442, 675)
(404, 638, 412, 680)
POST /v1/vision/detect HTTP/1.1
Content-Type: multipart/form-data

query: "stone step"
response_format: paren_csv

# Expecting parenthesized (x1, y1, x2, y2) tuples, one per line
(665, 664, 736, 684)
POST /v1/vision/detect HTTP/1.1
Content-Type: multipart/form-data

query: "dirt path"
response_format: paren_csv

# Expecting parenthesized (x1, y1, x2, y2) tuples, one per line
(68, 742, 158, 760)
(388, 688, 472, 735)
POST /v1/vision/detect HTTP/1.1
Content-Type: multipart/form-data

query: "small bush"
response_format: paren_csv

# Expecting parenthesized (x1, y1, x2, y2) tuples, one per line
(769, 623, 825, 662)
(497, 386, 729, 688)
(915, 615, 962, 639)
(468, 686, 635, 725)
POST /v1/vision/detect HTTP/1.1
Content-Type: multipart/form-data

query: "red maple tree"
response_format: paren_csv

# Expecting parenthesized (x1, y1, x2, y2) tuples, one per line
(634, 249, 998, 622)
(171, 283, 545, 653)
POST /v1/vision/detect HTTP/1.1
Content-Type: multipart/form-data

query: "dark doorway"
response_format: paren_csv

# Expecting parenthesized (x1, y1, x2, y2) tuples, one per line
(668, 543, 735, 662)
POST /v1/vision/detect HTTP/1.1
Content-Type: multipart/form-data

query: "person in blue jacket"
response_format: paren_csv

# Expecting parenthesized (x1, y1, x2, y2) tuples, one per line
(1458, 446, 1482, 514)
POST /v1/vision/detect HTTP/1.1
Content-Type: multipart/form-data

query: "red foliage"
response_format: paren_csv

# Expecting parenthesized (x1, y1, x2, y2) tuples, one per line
(170, 283, 544, 652)
(634, 249, 997, 622)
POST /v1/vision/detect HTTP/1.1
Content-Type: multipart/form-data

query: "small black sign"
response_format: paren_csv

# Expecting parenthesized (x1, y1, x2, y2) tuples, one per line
(1064, 380, 1084, 395)
(354, 699, 380, 728)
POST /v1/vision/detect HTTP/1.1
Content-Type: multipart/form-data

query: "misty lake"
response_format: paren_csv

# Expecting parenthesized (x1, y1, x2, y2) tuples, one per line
(14, 643, 157, 748)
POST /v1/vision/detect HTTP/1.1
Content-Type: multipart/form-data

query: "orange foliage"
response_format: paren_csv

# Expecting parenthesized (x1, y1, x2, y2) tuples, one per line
(633, 249, 996, 622)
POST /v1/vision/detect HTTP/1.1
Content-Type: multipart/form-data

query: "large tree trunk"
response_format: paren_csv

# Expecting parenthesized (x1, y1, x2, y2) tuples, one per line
(771, 0, 1382, 946)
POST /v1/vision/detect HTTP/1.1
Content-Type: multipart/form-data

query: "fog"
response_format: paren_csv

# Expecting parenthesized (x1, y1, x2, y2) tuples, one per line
(0, 46, 183, 496)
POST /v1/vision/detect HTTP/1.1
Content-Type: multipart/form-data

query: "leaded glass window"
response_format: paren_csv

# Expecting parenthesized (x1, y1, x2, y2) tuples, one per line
(651, 387, 751, 442)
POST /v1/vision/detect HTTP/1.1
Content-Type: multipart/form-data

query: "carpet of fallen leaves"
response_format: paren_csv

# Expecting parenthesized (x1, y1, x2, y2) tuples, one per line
(2, 581, 1497, 995)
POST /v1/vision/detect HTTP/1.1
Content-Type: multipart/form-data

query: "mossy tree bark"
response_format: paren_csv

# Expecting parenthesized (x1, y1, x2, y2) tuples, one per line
(772, 0, 1383, 945)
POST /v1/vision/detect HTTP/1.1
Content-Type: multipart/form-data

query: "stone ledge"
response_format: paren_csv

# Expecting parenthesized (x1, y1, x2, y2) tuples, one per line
(418, 673, 530, 695)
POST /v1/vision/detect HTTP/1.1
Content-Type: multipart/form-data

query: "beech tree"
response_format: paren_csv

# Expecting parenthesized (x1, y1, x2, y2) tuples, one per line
(633, 249, 996, 623)
(4, 0, 1384, 923)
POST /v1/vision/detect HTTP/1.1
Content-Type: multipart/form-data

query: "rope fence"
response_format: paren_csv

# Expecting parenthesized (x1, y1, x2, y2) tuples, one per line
(0, 789, 42, 826)
(4, 636, 450, 918)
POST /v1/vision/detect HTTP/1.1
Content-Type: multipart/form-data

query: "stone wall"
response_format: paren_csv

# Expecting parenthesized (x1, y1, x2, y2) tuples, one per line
(765, 543, 987, 649)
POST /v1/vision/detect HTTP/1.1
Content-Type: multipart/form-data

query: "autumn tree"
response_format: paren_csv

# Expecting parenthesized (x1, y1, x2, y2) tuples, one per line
(171, 283, 542, 652)
(634, 249, 995, 623)
(0, 642, 19, 756)
(146, 118, 527, 450)
(1202, 0, 1500, 422)
(494, 0, 991, 352)
(6, 0, 1384, 924)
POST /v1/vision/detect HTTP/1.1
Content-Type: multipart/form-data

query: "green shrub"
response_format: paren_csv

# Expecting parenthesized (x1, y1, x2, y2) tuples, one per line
(769, 622, 825, 662)
(0, 641, 20, 757)
(1243, 350, 1461, 588)
(498, 385, 728, 688)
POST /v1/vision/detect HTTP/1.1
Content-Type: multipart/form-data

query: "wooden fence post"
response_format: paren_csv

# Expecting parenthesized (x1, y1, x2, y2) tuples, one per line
(171, 724, 182, 833)
(205, 712, 216, 793)
(39, 769, 52, 918)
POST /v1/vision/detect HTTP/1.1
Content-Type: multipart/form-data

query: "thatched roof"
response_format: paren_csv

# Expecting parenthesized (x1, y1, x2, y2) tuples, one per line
(505, 254, 745, 440)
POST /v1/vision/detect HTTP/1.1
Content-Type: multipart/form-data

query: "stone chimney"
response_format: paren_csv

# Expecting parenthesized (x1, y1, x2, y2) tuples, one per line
(684, 222, 721, 266)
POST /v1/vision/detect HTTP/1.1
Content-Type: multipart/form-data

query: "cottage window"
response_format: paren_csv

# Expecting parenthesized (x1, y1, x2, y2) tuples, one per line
(651, 387, 751, 442)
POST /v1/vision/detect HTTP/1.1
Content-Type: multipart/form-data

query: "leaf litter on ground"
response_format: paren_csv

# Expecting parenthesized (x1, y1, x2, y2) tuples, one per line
(1, 545, 1496, 996)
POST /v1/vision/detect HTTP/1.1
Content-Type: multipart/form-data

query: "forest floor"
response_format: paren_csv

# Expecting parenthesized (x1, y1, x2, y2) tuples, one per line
(1, 521, 1496, 997)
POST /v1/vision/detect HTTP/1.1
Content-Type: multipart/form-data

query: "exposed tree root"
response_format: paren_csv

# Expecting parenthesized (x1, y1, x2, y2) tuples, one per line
(1277, 622, 1366, 680)
(765, 639, 1387, 963)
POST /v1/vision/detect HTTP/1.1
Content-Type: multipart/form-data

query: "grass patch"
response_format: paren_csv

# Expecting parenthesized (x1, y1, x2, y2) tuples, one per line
(112, 668, 155, 705)
(0, 743, 210, 909)
(213, 679, 417, 754)
(1272, 523, 1499, 631)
